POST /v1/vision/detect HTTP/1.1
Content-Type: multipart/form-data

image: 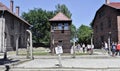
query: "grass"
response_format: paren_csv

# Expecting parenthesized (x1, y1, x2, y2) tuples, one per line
(75, 52, 89, 55)
(33, 51, 50, 55)
(6, 47, 94, 56)
(7, 47, 51, 56)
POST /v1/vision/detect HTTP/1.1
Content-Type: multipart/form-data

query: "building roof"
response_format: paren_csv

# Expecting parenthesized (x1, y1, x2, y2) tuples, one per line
(92, 2, 120, 27)
(0, 2, 10, 10)
(107, 2, 120, 9)
(0, 2, 31, 26)
(49, 12, 72, 21)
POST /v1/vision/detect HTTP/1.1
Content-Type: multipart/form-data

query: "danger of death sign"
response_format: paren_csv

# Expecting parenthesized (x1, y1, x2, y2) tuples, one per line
(55, 46, 63, 54)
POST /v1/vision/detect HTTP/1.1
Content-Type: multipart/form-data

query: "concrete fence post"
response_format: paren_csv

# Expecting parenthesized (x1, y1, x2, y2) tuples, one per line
(26, 30, 33, 59)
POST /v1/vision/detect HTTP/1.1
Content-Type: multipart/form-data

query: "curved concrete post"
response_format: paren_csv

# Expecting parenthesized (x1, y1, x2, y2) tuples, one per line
(1, 18, 7, 59)
(26, 30, 33, 59)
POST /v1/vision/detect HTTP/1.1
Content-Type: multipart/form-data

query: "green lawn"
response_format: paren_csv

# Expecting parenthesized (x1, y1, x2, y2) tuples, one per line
(7, 47, 95, 56)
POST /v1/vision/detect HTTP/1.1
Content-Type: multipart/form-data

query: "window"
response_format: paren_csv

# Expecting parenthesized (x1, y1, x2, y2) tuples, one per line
(58, 23, 63, 30)
(99, 10, 105, 18)
(51, 24, 57, 30)
(64, 23, 69, 30)
(51, 25, 54, 30)
(58, 40, 63, 46)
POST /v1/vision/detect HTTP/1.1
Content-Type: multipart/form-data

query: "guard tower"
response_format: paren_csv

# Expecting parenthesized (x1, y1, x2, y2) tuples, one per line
(49, 12, 72, 53)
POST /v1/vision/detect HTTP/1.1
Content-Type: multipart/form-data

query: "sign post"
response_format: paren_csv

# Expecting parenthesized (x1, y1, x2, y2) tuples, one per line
(55, 45, 63, 67)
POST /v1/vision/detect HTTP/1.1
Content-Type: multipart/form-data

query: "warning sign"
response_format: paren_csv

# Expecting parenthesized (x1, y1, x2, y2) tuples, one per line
(55, 46, 63, 54)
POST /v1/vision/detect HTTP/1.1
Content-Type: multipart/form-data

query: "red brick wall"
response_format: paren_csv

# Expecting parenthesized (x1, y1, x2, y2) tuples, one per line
(51, 30, 71, 53)
(93, 5, 118, 48)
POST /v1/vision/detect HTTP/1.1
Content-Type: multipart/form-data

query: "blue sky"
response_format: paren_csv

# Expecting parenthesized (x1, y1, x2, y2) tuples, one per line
(0, 0, 120, 28)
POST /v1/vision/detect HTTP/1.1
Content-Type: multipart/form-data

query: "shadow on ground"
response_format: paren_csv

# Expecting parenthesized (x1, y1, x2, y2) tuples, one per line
(0, 58, 19, 65)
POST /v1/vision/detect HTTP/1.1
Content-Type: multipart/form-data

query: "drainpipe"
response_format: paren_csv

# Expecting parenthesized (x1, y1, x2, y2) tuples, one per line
(26, 30, 33, 59)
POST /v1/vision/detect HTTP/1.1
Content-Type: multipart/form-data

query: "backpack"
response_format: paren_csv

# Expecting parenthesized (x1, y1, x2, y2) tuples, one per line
(112, 45, 116, 50)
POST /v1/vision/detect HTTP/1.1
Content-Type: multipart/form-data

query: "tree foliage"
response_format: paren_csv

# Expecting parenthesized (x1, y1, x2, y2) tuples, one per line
(77, 25, 93, 44)
(54, 4, 72, 18)
(70, 24, 76, 41)
(22, 8, 54, 45)
(21, 4, 76, 45)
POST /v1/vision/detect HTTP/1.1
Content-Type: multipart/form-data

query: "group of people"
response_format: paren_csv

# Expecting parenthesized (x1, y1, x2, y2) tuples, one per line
(102, 41, 120, 56)
(71, 43, 94, 55)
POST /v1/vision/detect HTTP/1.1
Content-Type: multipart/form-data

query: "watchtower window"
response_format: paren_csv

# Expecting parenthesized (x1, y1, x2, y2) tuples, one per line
(51, 24, 57, 30)
(58, 23, 63, 30)
(64, 23, 69, 30)
(58, 40, 63, 46)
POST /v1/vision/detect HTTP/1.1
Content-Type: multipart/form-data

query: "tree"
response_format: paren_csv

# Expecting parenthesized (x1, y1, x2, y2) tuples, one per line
(70, 24, 77, 42)
(77, 25, 93, 45)
(21, 4, 75, 46)
(54, 4, 72, 18)
(22, 8, 54, 45)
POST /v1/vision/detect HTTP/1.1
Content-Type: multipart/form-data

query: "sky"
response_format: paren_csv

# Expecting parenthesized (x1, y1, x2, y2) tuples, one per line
(0, 0, 120, 28)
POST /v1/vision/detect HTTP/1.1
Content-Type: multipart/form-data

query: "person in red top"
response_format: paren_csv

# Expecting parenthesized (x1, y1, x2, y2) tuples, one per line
(116, 42, 120, 56)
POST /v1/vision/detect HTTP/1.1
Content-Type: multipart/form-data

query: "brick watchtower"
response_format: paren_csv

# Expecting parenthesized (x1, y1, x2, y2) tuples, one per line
(49, 12, 72, 53)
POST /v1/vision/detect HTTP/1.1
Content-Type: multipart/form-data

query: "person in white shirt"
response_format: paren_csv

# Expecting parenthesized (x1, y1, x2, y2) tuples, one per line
(82, 44, 85, 53)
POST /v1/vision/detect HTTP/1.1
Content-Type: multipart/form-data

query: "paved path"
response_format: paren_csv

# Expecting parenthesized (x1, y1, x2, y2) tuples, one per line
(16, 58, 120, 68)
(1, 49, 120, 71)
(8, 55, 120, 71)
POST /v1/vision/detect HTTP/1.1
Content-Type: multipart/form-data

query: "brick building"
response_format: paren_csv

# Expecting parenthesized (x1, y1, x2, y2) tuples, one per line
(49, 12, 72, 53)
(0, 0, 30, 52)
(92, 0, 120, 48)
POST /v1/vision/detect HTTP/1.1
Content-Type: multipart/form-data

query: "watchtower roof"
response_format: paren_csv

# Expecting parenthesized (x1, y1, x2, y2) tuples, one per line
(49, 12, 72, 21)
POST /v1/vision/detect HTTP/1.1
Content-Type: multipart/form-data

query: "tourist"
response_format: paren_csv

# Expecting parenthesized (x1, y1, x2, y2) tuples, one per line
(70, 44, 74, 54)
(82, 44, 85, 53)
(111, 42, 116, 56)
(76, 44, 81, 53)
(104, 41, 109, 54)
(87, 44, 91, 52)
(116, 42, 120, 56)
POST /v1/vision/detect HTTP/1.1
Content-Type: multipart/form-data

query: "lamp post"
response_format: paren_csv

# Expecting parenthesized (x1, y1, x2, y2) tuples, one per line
(108, 32, 111, 55)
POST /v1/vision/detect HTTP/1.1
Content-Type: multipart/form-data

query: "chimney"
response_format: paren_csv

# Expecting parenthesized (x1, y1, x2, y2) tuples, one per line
(16, 6, 19, 16)
(105, 0, 110, 4)
(10, 0, 14, 12)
